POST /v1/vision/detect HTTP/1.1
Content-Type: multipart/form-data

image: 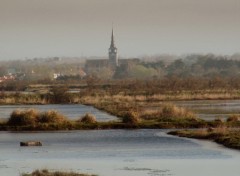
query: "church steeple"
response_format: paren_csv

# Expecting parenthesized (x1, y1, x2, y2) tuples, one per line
(110, 28, 115, 48)
(109, 27, 118, 68)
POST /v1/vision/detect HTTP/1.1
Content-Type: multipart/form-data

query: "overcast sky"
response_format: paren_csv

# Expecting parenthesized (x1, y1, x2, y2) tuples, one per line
(0, 0, 239, 60)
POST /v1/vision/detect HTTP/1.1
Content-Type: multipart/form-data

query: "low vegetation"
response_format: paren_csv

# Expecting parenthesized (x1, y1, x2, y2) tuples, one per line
(79, 113, 97, 123)
(8, 109, 67, 126)
(21, 169, 97, 176)
(168, 128, 240, 150)
(153, 103, 197, 121)
(4, 95, 240, 131)
(37, 110, 67, 124)
(0, 104, 211, 131)
(122, 110, 140, 125)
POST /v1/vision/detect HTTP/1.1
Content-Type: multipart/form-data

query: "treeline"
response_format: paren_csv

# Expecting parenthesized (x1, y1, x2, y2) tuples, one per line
(0, 54, 240, 81)
(115, 54, 240, 79)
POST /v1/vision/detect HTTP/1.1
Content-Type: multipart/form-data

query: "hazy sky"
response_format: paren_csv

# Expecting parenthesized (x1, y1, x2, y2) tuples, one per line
(0, 0, 239, 60)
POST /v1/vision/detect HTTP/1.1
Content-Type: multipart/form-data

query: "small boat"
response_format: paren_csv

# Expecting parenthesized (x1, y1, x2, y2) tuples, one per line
(20, 141, 42, 147)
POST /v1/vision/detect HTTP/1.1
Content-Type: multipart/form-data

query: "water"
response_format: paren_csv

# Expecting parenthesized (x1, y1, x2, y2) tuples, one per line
(0, 104, 116, 122)
(0, 129, 240, 176)
(0, 102, 240, 176)
(172, 100, 240, 121)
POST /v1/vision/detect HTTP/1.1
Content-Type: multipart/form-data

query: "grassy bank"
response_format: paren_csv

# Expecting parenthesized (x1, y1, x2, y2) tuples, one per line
(0, 89, 240, 131)
(22, 169, 96, 176)
(0, 106, 235, 131)
(1, 89, 240, 105)
(168, 128, 240, 150)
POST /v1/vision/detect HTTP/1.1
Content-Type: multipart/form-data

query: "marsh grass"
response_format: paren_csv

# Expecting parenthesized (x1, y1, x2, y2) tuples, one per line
(158, 104, 196, 120)
(80, 95, 216, 128)
(122, 110, 140, 124)
(8, 109, 38, 126)
(37, 110, 67, 123)
(8, 109, 67, 126)
(79, 113, 97, 123)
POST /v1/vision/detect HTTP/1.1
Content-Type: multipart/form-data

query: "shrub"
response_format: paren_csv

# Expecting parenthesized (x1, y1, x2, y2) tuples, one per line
(37, 110, 67, 123)
(8, 109, 68, 126)
(79, 113, 97, 123)
(50, 86, 70, 103)
(122, 110, 140, 124)
(158, 104, 196, 121)
(227, 114, 240, 122)
(8, 109, 38, 126)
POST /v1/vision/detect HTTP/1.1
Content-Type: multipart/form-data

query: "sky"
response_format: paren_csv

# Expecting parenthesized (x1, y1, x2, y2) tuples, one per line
(0, 0, 239, 60)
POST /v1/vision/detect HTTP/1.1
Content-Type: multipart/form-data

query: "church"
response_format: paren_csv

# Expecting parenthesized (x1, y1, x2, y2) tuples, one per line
(84, 29, 140, 75)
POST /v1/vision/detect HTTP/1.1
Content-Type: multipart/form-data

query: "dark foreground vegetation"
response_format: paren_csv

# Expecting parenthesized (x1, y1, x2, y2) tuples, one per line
(22, 169, 96, 176)
(169, 128, 240, 150)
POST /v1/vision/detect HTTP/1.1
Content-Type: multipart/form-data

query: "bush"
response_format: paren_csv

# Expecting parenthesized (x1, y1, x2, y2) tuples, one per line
(8, 109, 38, 126)
(122, 110, 140, 124)
(8, 109, 68, 126)
(158, 104, 196, 121)
(37, 110, 67, 123)
(79, 113, 97, 123)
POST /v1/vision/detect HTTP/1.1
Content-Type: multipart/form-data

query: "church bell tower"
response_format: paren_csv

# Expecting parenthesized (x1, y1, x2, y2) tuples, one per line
(108, 28, 118, 68)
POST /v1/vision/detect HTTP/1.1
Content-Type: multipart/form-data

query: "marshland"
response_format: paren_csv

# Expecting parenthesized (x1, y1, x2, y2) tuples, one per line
(1, 55, 240, 176)
(1, 0, 240, 175)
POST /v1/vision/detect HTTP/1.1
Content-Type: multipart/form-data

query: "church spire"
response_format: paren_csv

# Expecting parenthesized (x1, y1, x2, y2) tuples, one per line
(110, 28, 115, 48)
(109, 26, 118, 68)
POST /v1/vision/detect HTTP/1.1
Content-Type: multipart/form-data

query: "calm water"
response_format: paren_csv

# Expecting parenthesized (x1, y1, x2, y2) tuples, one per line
(0, 102, 240, 176)
(0, 104, 116, 121)
(172, 99, 240, 120)
(0, 129, 240, 176)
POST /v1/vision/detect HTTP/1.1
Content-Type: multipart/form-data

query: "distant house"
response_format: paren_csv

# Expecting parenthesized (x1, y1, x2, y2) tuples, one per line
(53, 73, 61, 79)
(0, 75, 16, 83)
(79, 68, 87, 78)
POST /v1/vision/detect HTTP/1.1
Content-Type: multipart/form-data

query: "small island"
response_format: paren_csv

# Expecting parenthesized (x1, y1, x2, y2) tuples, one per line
(22, 169, 97, 176)
(20, 141, 42, 147)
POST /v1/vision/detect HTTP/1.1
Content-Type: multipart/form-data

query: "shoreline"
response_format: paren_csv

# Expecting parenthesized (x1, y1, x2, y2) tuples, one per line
(168, 129, 240, 150)
(0, 94, 239, 151)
